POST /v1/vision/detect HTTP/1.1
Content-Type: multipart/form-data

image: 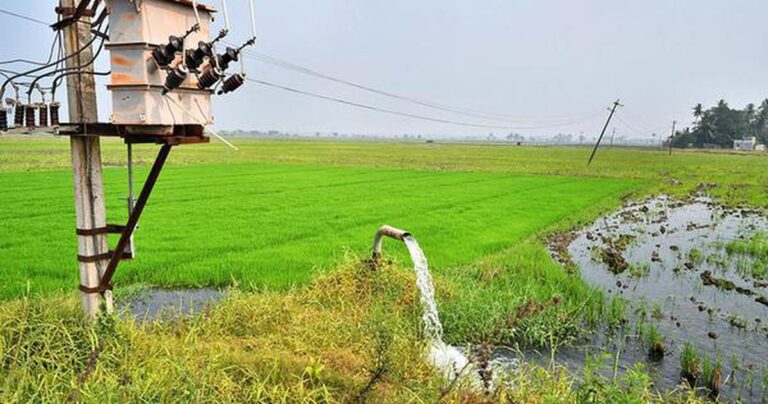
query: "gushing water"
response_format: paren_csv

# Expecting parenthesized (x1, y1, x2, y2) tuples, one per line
(403, 236, 471, 377)
(404, 236, 443, 341)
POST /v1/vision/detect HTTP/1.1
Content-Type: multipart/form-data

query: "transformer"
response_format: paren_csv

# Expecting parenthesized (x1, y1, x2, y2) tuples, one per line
(106, 0, 215, 133)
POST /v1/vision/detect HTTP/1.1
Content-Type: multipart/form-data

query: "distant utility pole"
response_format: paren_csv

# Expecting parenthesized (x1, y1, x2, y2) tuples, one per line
(588, 99, 622, 166)
(668, 120, 677, 156)
(610, 127, 616, 146)
(61, 0, 113, 318)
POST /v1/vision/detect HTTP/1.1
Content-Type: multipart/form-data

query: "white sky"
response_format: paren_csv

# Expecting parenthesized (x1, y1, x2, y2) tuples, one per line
(2, 1, 767, 138)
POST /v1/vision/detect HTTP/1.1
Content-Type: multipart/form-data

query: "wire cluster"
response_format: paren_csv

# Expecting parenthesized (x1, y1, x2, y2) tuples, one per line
(0, 0, 109, 131)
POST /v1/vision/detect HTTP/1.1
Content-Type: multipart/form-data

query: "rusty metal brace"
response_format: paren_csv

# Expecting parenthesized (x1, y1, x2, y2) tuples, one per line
(79, 144, 173, 295)
(52, 0, 96, 31)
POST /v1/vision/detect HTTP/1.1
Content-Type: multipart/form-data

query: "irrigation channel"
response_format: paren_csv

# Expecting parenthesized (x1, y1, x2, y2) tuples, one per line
(543, 195, 768, 401)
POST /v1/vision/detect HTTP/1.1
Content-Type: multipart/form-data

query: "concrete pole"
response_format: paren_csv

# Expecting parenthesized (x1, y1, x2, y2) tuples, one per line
(61, 0, 113, 318)
(668, 120, 676, 156)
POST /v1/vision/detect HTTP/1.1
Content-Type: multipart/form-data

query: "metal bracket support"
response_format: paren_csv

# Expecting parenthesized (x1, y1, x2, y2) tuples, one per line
(81, 144, 174, 294)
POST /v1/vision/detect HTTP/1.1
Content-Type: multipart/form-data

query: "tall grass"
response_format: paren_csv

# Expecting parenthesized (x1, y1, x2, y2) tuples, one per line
(0, 259, 706, 403)
(0, 259, 433, 402)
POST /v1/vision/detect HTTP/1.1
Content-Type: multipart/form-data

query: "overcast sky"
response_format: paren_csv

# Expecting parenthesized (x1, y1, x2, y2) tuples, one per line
(2, 1, 767, 138)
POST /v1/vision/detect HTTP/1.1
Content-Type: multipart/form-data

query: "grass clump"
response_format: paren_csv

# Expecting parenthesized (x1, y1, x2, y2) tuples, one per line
(629, 262, 651, 278)
(605, 296, 627, 330)
(651, 301, 664, 320)
(688, 248, 704, 265)
(644, 324, 665, 362)
(726, 232, 768, 259)
(438, 237, 610, 349)
(680, 343, 701, 385)
(573, 353, 703, 403)
(701, 354, 724, 398)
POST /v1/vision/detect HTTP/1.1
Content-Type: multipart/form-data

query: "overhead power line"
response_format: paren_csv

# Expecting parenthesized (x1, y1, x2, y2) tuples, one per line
(231, 44, 602, 126)
(0, 8, 49, 26)
(615, 116, 652, 136)
(246, 77, 599, 131)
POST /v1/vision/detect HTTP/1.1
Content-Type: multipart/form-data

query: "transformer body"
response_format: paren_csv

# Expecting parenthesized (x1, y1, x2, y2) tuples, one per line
(106, 0, 215, 131)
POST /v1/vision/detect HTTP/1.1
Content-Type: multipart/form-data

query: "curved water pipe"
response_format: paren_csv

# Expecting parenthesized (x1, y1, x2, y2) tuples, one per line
(371, 225, 411, 264)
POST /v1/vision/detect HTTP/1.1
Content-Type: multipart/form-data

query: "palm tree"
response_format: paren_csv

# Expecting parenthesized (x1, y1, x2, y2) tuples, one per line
(693, 103, 704, 122)
(745, 103, 756, 123)
(717, 99, 728, 109)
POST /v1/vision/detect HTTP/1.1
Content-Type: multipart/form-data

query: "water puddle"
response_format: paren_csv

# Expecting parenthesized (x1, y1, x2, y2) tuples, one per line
(120, 288, 223, 321)
(547, 195, 768, 400)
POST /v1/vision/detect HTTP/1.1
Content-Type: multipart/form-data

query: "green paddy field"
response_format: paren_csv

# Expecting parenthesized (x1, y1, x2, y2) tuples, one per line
(0, 135, 766, 402)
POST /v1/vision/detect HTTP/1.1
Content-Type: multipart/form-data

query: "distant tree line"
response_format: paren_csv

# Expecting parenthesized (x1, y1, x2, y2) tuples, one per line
(670, 99, 768, 148)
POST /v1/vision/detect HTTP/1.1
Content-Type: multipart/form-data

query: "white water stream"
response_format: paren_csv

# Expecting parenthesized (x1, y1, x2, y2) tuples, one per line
(403, 236, 473, 379)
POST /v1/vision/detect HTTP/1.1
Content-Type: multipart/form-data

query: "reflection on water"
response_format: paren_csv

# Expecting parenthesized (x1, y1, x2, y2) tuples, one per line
(121, 288, 222, 321)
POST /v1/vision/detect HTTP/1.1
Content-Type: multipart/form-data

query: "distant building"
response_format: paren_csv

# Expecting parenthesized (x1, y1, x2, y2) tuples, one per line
(756, 144, 766, 152)
(734, 136, 759, 151)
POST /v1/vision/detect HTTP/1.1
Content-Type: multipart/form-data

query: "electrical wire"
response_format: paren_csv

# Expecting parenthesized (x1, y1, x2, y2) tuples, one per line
(51, 70, 110, 102)
(615, 116, 654, 137)
(0, 31, 62, 68)
(231, 44, 603, 126)
(0, 69, 47, 80)
(29, 25, 108, 102)
(0, 22, 101, 106)
(0, 8, 49, 26)
(245, 77, 600, 131)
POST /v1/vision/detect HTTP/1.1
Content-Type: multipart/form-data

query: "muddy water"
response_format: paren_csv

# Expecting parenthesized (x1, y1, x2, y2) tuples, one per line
(556, 196, 768, 400)
(121, 288, 222, 321)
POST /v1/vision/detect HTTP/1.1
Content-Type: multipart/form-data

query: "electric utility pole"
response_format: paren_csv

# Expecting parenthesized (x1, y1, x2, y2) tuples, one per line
(588, 99, 622, 166)
(61, 0, 113, 318)
(668, 120, 676, 156)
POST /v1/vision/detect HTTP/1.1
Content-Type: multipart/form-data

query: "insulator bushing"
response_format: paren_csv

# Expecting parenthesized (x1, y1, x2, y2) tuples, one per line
(218, 73, 245, 95)
(186, 41, 212, 70)
(162, 65, 189, 94)
(14, 104, 24, 127)
(197, 66, 222, 89)
(24, 105, 36, 129)
(50, 103, 60, 126)
(38, 105, 48, 127)
(152, 35, 184, 67)
(0, 109, 7, 131)
(215, 47, 239, 71)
